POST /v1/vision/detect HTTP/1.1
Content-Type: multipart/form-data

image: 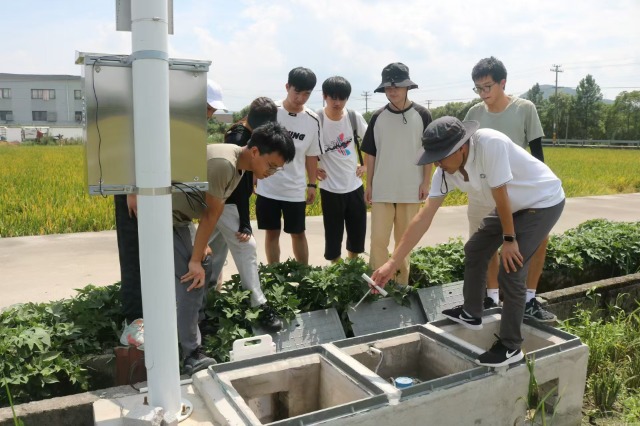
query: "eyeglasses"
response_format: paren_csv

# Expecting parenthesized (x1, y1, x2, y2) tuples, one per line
(472, 82, 498, 94)
(267, 163, 284, 173)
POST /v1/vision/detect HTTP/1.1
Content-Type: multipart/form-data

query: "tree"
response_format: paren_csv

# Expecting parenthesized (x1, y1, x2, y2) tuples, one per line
(524, 83, 545, 108)
(606, 91, 640, 140)
(430, 99, 481, 121)
(543, 93, 575, 140)
(574, 74, 603, 139)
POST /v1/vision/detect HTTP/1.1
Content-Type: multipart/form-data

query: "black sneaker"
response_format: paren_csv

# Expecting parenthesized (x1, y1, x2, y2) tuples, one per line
(183, 347, 216, 375)
(524, 298, 557, 323)
(442, 305, 483, 330)
(476, 335, 524, 367)
(484, 297, 499, 309)
(258, 303, 284, 333)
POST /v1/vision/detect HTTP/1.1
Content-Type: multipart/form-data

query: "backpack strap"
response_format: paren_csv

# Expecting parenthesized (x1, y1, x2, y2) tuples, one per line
(347, 109, 364, 165)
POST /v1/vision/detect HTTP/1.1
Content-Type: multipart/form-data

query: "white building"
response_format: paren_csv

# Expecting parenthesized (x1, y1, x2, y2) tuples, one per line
(0, 73, 84, 141)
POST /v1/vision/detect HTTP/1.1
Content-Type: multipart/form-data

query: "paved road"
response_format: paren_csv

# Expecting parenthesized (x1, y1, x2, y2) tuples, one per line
(1, 193, 639, 309)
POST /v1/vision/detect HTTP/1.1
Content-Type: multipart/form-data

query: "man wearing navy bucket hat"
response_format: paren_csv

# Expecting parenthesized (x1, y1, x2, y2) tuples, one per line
(361, 62, 432, 286)
(371, 116, 565, 367)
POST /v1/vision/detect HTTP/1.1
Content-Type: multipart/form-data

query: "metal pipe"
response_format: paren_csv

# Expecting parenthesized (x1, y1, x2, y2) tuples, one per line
(130, 0, 181, 419)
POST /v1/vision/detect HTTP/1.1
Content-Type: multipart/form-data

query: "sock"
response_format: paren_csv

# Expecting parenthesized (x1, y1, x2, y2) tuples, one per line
(487, 289, 499, 304)
(526, 289, 536, 303)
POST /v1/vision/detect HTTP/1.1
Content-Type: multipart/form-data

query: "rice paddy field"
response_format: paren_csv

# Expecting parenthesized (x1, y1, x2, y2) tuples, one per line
(1, 144, 639, 237)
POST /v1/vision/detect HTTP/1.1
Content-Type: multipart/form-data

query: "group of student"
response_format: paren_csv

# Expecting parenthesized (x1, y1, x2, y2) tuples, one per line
(117, 55, 565, 373)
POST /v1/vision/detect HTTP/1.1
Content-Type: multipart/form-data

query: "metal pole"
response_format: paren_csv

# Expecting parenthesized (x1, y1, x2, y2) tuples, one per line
(130, 0, 181, 420)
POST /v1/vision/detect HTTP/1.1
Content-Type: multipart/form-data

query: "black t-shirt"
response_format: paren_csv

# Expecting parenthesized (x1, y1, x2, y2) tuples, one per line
(224, 123, 253, 234)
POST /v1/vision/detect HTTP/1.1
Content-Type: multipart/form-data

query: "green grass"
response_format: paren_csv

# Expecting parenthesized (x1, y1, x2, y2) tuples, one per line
(1, 146, 639, 237)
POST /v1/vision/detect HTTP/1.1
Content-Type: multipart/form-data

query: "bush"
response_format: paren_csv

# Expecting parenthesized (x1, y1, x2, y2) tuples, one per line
(2, 219, 640, 407)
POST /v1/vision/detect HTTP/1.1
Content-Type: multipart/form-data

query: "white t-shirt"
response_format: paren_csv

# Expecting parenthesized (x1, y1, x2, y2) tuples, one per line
(428, 128, 564, 212)
(317, 109, 368, 194)
(361, 104, 432, 203)
(256, 103, 323, 202)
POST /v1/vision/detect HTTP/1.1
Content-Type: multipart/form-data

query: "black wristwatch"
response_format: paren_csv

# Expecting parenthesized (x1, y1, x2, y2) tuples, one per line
(503, 234, 516, 243)
(307, 183, 317, 188)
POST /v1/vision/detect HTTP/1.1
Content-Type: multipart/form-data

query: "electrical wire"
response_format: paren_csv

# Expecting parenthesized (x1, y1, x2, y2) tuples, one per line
(91, 60, 106, 198)
(171, 181, 208, 211)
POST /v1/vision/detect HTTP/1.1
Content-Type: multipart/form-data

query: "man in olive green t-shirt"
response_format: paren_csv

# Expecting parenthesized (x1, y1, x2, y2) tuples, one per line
(172, 122, 295, 374)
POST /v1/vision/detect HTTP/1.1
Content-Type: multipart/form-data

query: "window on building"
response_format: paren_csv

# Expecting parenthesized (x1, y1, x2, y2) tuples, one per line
(74, 90, 82, 100)
(0, 111, 13, 121)
(0, 89, 11, 99)
(31, 89, 56, 100)
(32, 111, 47, 121)
(75, 111, 83, 122)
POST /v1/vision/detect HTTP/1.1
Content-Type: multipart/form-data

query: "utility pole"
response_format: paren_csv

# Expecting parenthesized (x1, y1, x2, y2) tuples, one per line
(361, 91, 371, 113)
(550, 64, 563, 145)
(425, 100, 432, 109)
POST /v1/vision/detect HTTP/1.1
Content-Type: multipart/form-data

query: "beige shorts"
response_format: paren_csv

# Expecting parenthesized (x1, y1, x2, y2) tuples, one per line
(467, 203, 495, 239)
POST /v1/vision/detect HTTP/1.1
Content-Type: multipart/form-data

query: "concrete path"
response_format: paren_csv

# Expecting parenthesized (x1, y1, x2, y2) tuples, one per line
(1, 193, 639, 309)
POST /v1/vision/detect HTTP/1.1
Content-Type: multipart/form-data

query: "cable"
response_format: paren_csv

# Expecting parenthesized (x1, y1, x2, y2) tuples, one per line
(171, 181, 208, 211)
(91, 60, 106, 198)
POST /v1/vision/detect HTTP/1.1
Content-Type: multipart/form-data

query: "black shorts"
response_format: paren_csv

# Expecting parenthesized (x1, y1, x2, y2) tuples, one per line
(320, 186, 366, 260)
(256, 195, 306, 234)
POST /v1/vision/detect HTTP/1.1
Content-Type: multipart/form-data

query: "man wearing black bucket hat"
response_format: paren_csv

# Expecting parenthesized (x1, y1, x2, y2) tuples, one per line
(371, 116, 565, 367)
(361, 62, 432, 285)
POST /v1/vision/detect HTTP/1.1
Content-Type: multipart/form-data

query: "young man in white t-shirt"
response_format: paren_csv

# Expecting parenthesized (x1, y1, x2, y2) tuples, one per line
(464, 57, 555, 322)
(316, 76, 368, 262)
(255, 67, 323, 265)
(371, 117, 565, 367)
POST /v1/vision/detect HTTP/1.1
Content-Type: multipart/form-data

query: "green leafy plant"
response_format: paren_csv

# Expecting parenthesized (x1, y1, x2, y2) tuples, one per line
(591, 363, 624, 413)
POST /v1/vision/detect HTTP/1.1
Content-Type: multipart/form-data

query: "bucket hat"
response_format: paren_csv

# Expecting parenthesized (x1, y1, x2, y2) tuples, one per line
(374, 62, 418, 93)
(207, 79, 227, 110)
(417, 117, 479, 165)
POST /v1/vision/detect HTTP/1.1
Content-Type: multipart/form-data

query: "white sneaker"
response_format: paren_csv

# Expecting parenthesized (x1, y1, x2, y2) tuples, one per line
(120, 318, 144, 350)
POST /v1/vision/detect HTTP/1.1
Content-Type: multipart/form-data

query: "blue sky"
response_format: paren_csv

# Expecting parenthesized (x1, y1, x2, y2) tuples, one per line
(5, 0, 639, 112)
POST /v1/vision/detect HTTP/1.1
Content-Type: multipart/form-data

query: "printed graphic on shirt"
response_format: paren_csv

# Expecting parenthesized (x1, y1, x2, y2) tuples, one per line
(289, 131, 306, 141)
(324, 132, 354, 156)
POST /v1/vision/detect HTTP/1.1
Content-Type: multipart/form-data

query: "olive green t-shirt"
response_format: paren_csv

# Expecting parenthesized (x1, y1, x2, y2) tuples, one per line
(172, 144, 244, 225)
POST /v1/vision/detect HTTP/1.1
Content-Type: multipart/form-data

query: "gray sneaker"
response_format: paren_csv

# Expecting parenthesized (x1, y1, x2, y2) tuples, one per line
(524, 298, 557, 323)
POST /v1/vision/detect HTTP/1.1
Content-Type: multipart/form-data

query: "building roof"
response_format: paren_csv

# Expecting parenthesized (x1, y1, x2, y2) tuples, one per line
(0, 73, 81, 81)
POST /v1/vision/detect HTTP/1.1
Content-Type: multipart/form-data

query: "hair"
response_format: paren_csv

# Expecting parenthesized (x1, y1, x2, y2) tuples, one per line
(287, 67, 317, 91)
(322, 76, 352, 100)
(471, 56, 508, 84)
(248, 121, 296, 163)
(247, 97, 277, 130)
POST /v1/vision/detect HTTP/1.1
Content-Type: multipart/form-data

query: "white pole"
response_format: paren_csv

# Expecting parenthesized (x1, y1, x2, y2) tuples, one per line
(130, 0, 181, 420)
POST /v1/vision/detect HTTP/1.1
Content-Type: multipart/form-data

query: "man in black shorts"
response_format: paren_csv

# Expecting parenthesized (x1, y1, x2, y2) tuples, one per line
(255, 67, 323, 264)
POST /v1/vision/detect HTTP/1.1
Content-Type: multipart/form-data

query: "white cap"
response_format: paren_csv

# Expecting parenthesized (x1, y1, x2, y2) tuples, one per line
(206, 79, 227, 111)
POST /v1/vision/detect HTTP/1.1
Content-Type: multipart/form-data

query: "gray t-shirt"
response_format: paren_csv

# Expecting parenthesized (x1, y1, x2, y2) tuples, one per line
(172, 144, 243, 225)
(464, 97, 544, 149)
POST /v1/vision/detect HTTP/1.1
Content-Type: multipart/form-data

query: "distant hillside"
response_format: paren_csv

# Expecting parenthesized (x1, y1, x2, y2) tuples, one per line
(520, 84, 613, 104)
